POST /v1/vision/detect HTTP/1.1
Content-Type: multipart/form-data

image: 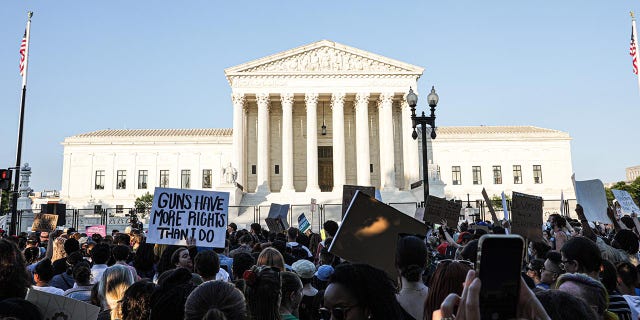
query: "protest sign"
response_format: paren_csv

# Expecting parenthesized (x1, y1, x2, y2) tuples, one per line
(414, 207, 425, 221)
(342, 185, 375, 218)
(0, 215, 6, 230)
(147, 187, 229, 248)
(501, 191, 509, 220)
(26, 288, 100, 320)
(510, 192, 543, 242)
(329, 190, 428, 279)
(574, 179, 610, 223)
(298, 213, 311, 233)
(481, 188, 500, 224)
(612, 189, 640, 215)
(85, 225, 106, 237)
(265, 203, 290, 233)
(424, 195, 462, 227)
(31, 213, 58, 232)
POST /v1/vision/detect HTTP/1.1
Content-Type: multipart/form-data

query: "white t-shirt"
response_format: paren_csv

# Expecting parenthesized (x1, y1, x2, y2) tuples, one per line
(623, 295, 640, 320)
(215, 268, 230, 282)
(91, 264, 108, 284)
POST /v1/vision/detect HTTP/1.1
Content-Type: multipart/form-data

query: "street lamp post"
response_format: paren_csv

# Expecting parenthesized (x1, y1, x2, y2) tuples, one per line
(406, 86, 439, 208)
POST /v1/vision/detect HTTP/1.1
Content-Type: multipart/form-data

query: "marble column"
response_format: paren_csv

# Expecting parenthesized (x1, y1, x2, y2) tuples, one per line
(331, 92, 346, 192)
(354, 92, 371, 186)
(231, 93, 245, 187)
(280, 93, 295, 192)
(401, 94, 420, 189)
(305, 92, 320, 192)
(256, 93, 270, 193)
(378, 92, 396, 190)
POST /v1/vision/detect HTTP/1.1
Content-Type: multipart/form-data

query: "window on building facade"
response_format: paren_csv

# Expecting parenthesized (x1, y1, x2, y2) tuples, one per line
(95, 170, 105, 190)
(493, 166, 502, 184)
(181, 169, 191, 189)
(472, 166, 482, 185)
(138, 170, 148, 189)
(275, 165, 280, 174)
(116, 205, 123, 213)
(202, 169, 212, 188)
(160, 170, 169, 188)
(116, 170, 126, 189)
(94, 205, 102, 214)
(533, 165, 543, 184)
(452, 166, 461, 185)
(251, 165, 256, 174)
(513, 165, 522, 184)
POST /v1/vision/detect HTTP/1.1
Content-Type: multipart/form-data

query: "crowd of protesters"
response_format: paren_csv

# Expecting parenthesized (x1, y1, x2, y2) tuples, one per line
(2, 203, 640, 320)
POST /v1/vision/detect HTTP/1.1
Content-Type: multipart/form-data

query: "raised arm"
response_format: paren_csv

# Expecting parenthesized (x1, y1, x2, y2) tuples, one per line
(575, 204, 596, 242)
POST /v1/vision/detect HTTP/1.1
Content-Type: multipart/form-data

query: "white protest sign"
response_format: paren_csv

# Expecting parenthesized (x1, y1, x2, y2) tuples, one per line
(574, 179, 610, 223)
(147, 187, 229, 248)
(612, 189, 640, 215)
(26, 288, 100, 320)
(501, 191, 509, 220)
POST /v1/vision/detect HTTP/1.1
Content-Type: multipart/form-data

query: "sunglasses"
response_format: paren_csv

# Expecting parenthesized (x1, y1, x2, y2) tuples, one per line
(319, 306, 354, 320)
(437, 259, 475, 268)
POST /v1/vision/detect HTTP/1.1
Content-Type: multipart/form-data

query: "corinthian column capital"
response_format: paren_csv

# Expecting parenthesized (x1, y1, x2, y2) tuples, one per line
(354, 92, 370, 110)
(331, 92, 346, 109)
(378, 92, 394, 108)
(232, 93, 245, 106)
(305, 92, 319, 106)
(280, 92, 294, 106)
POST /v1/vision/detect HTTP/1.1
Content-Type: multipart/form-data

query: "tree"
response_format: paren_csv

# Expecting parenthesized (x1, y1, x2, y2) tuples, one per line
(134, 192, 153, 219)
(0, 189, 10, 214)
(605, 177, 640, 205)
(490, 194, 510, 210)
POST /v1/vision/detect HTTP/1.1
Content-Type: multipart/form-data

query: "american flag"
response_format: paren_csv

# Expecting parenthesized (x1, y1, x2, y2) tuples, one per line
(631, 27, 638, 75)
(19, 30, 27, 77)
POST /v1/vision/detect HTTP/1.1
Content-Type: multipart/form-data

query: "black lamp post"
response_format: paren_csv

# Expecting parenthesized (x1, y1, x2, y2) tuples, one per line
(407, 86, 439, 208)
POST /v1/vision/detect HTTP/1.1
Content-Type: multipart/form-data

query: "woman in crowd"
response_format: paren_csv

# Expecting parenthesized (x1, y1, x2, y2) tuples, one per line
(132, 241, 156, 279)
(257, 247, 286, 272)
(97, 264, 136, 320)
(149, 268, 197, 320)
(172, 247, 194, 272)
(184, 280, 246, 320)
(292, 259, 321, 320)
(280, 271, 304, 320)
(32, 258, 64, 295)
(244, 265, 282, 320)
(322, 263, 406, 320)
(120, 280, 157, 320)
(0, 238, 31, 300)
(423, 260, 472, 320)
(395, 236, 429, 320)
(50, 251, 84, 291)
(63, 261, 94, 303)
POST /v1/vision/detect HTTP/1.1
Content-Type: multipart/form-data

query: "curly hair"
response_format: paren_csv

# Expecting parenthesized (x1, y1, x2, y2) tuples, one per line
(329, 263, 405, 319)
(396, 235, 428, 282)
(245, 265, 282, 320)
(121, 280, 157, 320)
(0, 239, 31, 300)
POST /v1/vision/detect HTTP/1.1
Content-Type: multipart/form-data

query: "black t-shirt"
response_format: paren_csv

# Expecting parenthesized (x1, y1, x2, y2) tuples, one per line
(298, 292, 322, 320)
(52, 258, 67, 276)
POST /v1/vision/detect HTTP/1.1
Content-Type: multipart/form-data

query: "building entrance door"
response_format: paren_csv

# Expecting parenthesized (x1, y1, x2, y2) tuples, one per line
(318, 146, 333, 192)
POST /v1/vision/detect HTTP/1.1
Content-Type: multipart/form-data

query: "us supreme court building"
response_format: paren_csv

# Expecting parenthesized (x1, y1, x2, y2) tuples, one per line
(60, 40, 575, 226)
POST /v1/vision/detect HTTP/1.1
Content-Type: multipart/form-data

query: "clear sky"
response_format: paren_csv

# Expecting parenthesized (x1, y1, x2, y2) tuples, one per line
(1, 1, 639, 191)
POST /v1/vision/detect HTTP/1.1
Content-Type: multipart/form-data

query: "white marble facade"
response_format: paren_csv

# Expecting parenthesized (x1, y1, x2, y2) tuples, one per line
(59, 40, 575, 218)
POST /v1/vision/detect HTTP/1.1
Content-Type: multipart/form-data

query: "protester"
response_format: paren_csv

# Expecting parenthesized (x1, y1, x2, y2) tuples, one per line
(32, 258, 64, 295)
(149, 268, 197, 320)
(395, 235, 429, 320)
(0, 298, 43, 320)
(97, 264, 136, 320)
(132, 241, 156, 279)
(600, 260, 633, 320)
(50, 251, 84, 290)
(53, 238, 79, 275)
(312, 264, 334, 292)
(556, 272, 614, 320)
(257, 247, 286, 272)
(113, 245, 139, 280)
(194, 250, 227, 282)
(560, 236, 602, 279)
(280, 271, 304, 320)
(184, 280, 246, 320)
(535, 289, 598, 319)
(120, 280, 157, 320)
(91, 243, 111, 284)
(424, 260, 472, 320)
(172, 247, 194, 272)
(292, 259, 321, 320)
(548, 213, 569, 251)
(229, 234, 254, 258)
(323, 263, 406, 319)
(536, 251, 564, 290)
(526, 258, 545, 287)
(529, 241, 551, 260)
(232, 252, 255, 281)
(286, 227, 313, 261)
(63, 260, 94, 303)
(244, 265, 282, 320)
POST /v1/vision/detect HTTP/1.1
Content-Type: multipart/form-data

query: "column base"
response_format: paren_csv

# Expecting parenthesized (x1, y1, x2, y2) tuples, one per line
(305, 186, 321, 193)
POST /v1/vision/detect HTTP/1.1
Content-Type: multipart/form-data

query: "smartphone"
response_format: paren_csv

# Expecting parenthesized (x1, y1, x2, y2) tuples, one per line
(476, 234, 524, 320)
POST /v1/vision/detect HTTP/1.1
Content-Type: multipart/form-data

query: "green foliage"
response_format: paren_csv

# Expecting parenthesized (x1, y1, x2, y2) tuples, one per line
(490, 194, 510, 210)
(134, 192, 153, 219)
(0, 190, 10, 214)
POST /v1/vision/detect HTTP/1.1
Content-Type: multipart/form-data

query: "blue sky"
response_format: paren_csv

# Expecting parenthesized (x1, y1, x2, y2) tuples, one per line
(1, 1, 639, 191)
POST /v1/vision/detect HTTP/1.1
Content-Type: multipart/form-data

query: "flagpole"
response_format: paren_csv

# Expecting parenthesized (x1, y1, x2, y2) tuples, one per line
(632, 11, 640, 94)
(9, 11, 33, 236)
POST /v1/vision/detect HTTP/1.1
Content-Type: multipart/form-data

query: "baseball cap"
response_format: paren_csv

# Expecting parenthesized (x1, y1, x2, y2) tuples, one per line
(292, 260, 316, 279)
(314, 264, 334, 282)
(457, 232, 472, 244)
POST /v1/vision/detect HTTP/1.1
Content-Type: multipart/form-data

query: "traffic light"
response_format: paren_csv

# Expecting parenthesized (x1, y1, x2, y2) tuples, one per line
(0, 169, 12, 191)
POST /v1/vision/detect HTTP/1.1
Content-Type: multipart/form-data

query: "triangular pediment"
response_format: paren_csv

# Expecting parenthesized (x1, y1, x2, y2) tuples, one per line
(225, 40, 424, 76)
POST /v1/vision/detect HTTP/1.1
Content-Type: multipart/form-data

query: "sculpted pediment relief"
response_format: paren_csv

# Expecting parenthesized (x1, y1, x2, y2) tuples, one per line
(225, 40, 423, 76)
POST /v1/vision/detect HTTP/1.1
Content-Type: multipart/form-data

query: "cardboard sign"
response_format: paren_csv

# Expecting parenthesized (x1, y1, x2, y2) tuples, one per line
(329, 191, 428, 279)
(26, 288, 100, 320)
(85, 225, 106, 237)
(481, 188, 500, 223)
(424, 195, 462, 227)
(147, 187, 229, 248)
(342, 185, 376, 218)
(574, 179, 610, 223)
(31, 213, 58, 232)
(612, 189, 640, 215)
(510, 192, 543, 242)
(298, 213, 311, 233)
(265, 203, 290, 233)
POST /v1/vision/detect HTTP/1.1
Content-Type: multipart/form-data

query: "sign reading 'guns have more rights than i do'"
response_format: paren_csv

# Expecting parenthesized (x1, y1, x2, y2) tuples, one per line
(147, 188, 229, 248)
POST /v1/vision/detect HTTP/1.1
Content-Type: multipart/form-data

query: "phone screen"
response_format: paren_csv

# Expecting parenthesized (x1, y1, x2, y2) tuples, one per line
(478, 235, 523, 320)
